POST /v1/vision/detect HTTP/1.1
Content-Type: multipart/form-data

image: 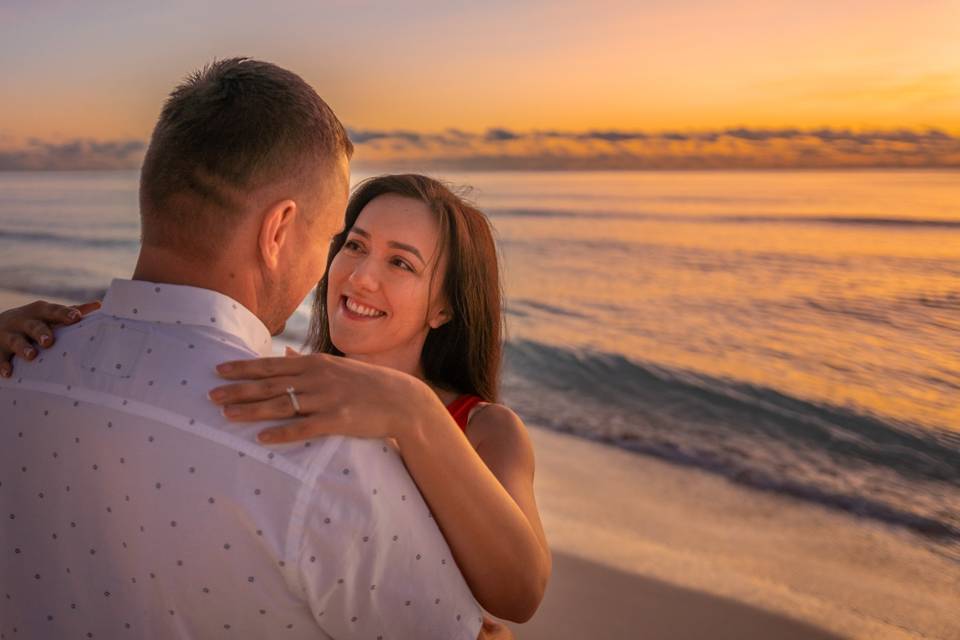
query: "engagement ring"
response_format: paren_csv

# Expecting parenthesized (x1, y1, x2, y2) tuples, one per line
(285, 386, 302, 416)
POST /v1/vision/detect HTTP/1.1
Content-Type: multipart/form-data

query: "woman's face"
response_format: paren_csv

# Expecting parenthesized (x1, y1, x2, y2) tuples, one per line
(326, 193, 450, 373)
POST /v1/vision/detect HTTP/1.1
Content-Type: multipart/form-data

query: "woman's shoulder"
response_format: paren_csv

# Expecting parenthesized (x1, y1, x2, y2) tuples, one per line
(465, 401, 529, 450)
(468, 401, 519, 426)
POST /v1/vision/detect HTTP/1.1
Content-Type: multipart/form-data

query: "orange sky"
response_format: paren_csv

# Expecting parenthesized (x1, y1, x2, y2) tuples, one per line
(1, 0, 959, 142)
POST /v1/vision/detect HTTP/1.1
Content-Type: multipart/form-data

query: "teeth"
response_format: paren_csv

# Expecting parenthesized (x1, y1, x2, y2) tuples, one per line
(346, 297, 385, 318)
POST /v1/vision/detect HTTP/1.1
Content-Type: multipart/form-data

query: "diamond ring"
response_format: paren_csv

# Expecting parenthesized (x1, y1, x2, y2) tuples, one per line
(285, 386, 302, 416)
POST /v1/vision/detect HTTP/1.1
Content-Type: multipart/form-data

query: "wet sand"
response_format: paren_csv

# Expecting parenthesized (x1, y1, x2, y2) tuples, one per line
(500, 425, 959, 640)
(505, 551, 845, 640)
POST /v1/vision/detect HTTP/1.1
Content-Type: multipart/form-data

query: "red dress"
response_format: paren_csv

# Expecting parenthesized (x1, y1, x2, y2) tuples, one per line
(445, 395, 485, 431)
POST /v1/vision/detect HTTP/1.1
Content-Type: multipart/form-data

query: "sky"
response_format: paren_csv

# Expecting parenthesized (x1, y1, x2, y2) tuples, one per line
(2, 0, 959, 169)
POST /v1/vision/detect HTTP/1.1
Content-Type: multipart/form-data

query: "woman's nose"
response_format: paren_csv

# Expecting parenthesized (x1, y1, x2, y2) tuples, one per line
(347, 259, 380, 291)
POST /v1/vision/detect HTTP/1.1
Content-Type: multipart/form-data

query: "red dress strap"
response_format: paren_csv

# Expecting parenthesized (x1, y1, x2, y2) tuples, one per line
(446, 394, 484, 431)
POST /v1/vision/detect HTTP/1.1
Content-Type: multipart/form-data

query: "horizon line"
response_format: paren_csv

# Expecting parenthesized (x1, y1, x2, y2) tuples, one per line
(4, 126, 960, 172)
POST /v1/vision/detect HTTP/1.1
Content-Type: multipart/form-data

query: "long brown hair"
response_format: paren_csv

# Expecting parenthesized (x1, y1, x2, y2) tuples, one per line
(306, 174, 503, 402)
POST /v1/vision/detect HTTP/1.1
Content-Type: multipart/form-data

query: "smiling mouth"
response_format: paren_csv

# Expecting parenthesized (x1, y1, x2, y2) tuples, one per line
(342, 296, 387, 319)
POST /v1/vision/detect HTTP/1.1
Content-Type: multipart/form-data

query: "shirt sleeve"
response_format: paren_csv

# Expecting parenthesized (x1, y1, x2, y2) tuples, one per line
(295, 437, 484, 640)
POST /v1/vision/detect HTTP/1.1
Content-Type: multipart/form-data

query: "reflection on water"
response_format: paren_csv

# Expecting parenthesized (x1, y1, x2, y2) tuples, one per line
(441, 170, 960, 434)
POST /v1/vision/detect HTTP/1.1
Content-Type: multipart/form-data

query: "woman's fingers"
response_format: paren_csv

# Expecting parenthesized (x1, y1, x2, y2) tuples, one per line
(221, 393, 302, 422)
(3, 333, 36, 361)
(215, 354, 314, 380)
(220, 391, 338, 433)
(52, 300, 101, 328)
(0, 298, 101, 377)
(22, 319, 56, 348)
(6, 301, 100, 350)
(257, 418, 331, 444)
(208, 376, 301, 405)
(27, 300, 80, 324)
(75, 300, 102, 316)
(211, 356, 418, 445)
(0, 351, 13, 378)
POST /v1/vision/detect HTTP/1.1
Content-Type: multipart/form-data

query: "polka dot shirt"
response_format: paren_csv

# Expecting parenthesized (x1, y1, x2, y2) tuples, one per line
(0, 279, 483, 639)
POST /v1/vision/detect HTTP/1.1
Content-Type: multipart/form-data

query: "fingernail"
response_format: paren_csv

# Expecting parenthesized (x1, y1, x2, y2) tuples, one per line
(0, 367, 10, 378)
(67, 309, 81, 321)
(39, 335, 51, 346)
(216, 363, 233, 374)
(23, 347, 36, 359)
(208, 389, 225, 403)
(257, 431, 275, 444)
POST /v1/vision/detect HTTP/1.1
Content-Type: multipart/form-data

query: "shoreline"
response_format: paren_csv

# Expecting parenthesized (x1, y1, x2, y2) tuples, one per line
(505, 425, 959, 640)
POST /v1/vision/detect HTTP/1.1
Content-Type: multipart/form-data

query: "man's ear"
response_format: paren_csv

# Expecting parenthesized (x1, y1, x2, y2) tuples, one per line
(258, 199, 298, 270)
(429, 307, 453, 329)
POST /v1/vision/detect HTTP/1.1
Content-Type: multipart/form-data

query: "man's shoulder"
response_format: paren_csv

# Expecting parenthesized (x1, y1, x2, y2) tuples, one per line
(4, 311, 263, 432)
(33, 310, 259, 363)
(61, 310, 259, 369)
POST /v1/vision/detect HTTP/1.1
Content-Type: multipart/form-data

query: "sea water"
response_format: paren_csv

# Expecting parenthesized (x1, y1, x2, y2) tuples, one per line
(1, 168, 957, 555)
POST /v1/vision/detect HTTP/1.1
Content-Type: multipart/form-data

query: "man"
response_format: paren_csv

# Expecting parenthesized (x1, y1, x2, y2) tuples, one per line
(0, 58, 498, 639)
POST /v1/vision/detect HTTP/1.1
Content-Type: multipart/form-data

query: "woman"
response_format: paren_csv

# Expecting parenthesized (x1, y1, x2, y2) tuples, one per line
(0, 174, 551, 623)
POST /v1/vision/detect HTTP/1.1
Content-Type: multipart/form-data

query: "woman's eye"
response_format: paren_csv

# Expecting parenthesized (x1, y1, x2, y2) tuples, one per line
(344, 240, 363, 252)
(392, 258, 414, 272)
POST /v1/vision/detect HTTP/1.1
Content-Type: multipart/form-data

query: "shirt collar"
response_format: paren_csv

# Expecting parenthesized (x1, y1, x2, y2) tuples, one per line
(100, 279, 274, 357)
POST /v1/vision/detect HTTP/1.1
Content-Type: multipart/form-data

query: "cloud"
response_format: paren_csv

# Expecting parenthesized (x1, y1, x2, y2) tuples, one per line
(0, 137, 146, 171)
(349, 127, 960, 170)
(580, 131, 648, 142)
(3, 128, 960, 171)
(485, 128, 520, 141)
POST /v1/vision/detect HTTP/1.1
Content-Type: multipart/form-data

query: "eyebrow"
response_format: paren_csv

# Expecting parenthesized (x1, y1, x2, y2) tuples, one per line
(350, 226, 426, 265)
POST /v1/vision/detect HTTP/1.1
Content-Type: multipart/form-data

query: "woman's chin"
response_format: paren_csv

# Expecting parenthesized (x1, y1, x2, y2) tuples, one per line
(329, 332, 378, 358)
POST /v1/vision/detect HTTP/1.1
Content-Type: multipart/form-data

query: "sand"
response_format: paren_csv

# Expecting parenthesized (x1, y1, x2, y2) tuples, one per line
(3, 289, 958, 639)
(502, 426, 959, 640)
(507, 551, 846, 640)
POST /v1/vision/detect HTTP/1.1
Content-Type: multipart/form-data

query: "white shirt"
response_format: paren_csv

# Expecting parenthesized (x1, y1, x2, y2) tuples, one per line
(0, 279, 483, 640)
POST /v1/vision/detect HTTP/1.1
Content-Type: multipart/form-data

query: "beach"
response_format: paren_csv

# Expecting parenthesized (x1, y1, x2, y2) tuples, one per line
(502, 425, 959, 640)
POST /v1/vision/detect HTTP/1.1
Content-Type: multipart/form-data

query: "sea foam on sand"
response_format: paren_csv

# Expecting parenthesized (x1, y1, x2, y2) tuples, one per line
(506, 425, 959, 640)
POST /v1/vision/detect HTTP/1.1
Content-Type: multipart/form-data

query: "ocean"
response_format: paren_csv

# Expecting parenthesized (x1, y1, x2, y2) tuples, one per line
(1, 169, 958, 557)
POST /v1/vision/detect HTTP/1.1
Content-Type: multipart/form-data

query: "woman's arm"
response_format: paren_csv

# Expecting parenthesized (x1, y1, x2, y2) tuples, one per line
(210, 354, 551, 622)
(0, 300, 101, 377)
(399, 401, 552, 622)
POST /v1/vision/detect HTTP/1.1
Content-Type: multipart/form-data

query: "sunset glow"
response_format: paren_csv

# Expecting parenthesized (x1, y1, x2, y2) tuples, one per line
(1, 0, 958, 158)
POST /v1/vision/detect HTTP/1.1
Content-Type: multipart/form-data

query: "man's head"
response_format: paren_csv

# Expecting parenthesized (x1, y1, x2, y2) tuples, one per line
(138, 58, 352, 333)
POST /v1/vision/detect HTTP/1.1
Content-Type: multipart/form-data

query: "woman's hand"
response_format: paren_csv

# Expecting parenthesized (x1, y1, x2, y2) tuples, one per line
(0, 300, 101, 377)
(208, 351, 443, 444)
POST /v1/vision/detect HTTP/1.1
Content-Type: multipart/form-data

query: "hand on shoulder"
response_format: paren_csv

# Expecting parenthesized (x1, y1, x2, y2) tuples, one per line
(0, 299, 101, 377)
(209, 351, 443, 444)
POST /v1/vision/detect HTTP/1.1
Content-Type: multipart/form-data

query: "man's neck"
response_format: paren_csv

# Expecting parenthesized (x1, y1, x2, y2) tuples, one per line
(132, 245, 263, 324)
